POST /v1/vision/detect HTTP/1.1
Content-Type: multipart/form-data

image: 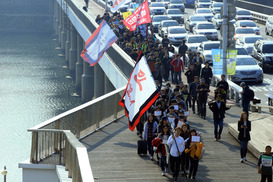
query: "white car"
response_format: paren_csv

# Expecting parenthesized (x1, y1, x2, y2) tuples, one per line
(230, 55, 263, 83)
(195, 0, 211, 9)
(158, 20, 179, 37)
(235, 10, 252, 21)
(194, 8, 214, 22)
(236, 35, 264, 55)
(197, 41, 220, 64)
(185, 15, 207, 32)
(161, 0, 170, 9)
(149, 2, 166, 15)
(193, 22, 218, 40)
(209, 2, 223, 14)
(166, 26, 188, 45)
(234, 27, 256, 41)
(211, 13, 222, 30)
(234, 20, 260, 35)
(185, 34, 208, 53)
(169, 0, 185, 13)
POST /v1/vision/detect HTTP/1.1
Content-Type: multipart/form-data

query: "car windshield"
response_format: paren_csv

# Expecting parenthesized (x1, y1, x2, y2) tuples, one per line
(191, 16, 207, 21)
(204, 43, 220, 50)
(199, 0, 210, 2)
(239, 21, 256, 27)
(236, 28, 255, 34)
(197, 9, 211, 14)
(188, 36, 208, 43)
(163, 22, 179, 27)
(237, 10, 251, 15)
(245, 37, 263, 44)
(262, 45, 273, 54)
(197, 23, 215, 29)
(168, 10, 182, 14)
(236, 58, 257, 66)
(153, 16, 169, 22)
(170, 28, 186, 34)
(162, 0, 170, 2)
(151, 3, 164, 7)
(236, 48, 248, 55)
(214, 3, 223, 7)
(265, 57, 273, 62)
(171, 0, 183, 3)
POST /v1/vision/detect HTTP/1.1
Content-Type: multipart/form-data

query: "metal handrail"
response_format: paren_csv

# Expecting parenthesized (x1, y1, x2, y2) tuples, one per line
(28, 86, 126, 182)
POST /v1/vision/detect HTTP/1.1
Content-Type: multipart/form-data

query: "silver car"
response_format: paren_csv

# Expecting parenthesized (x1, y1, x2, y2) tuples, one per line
(185, 15, 207, 32)
(265, 15, 273, 36)
(150, 15, 170, 32)
(149, 2, 166, 15)
(197, 41, 220, 64)
(195, 0, 211, 9)
(236, 35, 264, 55)
(185, 34, 208, 53)
(230, 55, 263, 84)
(194, 8, 214, 22)
(158, 20, 179, 37)
(166, 26, 188, 45)
(193, 22, 218, 40)
(211, 13, 222, 30)
(209, 2, 223, 14)
(234, 20, 260, 35)
(169, 0, 185, 13)
(165, 8, 184, 24)
(235, 10, 252, 21)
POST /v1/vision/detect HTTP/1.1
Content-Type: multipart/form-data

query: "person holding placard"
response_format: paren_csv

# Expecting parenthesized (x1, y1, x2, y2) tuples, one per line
(157, 116, 171, 134)
(157, 125, 171, 176)
(258, 145, 272, 182)
(167, 127, 185, 182)
(180, 123, 191, 176)
(237, 112, 251, 163)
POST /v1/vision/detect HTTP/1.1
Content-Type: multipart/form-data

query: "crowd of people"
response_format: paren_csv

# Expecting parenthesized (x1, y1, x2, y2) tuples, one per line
(94, 11, 272, 182)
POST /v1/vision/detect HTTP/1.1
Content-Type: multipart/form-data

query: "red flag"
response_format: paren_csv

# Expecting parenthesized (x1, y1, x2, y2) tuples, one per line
(123, 0, 151, 31)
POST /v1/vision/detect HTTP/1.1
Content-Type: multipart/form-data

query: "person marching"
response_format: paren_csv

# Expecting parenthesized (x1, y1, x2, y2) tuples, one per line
(196, 78, 210, 119)
(209, 94, 231, 141)
(238, 112, 251, 163)
(190, 76, 199, 114)
(258, 145, 273, 182)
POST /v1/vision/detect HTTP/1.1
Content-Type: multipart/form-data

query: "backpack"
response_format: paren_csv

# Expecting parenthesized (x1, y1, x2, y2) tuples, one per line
(248, 89, 255, 101)
(195, 142, 205, 160)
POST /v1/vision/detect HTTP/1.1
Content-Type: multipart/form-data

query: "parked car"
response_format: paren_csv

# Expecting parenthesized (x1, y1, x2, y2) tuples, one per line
(193, 22, 218, 40)
(149, 2, 166, 15)
(194, 8, 214, 21)
(165, 8, 184, 24)
(185, 34, 208, 53)
(234, 20, 260, 35)
(252, 40, 273, 72)
(166, 26, 188, 45)
(211, 13, 222, 30)
(230, 55, 263, 83)
(197, 41, 220, 64)
(150, 15, 170, 32)
(236, 35, 264, 55)
(169, 0, 185, 13)
(235, 10, 252, 21)
(234, 27, 256, 41)
(158, 20, 179, 37)
(265, 15, 273, 36)
(194, 0, 211, 9)
(209, 2, 223, 14)
(185, 15, 207, 32)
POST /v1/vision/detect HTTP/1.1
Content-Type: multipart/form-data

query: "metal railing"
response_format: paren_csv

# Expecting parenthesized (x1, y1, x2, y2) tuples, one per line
(27, 86, 126, 182)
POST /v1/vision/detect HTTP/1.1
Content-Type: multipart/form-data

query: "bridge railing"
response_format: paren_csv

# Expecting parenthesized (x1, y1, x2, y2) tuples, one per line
(27, 86, 126, 181)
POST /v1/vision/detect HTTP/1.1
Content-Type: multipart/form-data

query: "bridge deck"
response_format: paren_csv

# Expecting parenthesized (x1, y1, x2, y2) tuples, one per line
(80, 105, 260, 182)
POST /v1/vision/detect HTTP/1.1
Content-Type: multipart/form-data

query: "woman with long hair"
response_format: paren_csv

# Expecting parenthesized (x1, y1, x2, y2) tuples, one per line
(238, 112, 251, 163)
(180, 123, 190, 176)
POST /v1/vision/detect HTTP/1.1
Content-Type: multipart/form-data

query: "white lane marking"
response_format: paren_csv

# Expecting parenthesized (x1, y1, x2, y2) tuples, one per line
(250, 86, 262, 92)
(264, 78, 272, 84)
(265, 94, 268, 97)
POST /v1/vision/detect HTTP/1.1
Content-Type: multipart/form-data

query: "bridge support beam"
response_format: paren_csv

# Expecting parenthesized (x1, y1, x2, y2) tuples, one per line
(94, 64, 105, 98)
(53, 0, 59, 36)
(76, 34, 83, 95)
(57, 3, 62, 47)
(60, 9, 67, 54)
(65, 19, 71, 64)
(69, 23, 77, 77)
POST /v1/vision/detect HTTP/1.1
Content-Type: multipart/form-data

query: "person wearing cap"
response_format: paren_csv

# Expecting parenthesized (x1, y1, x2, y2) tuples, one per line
(171, 54, 184, 84)
(196, 78, 210, 119)
(192, 52, 203, 77)
(240, 82, 252, 116)
(209, 94, 231, 141)
(201, 61, 213, 88)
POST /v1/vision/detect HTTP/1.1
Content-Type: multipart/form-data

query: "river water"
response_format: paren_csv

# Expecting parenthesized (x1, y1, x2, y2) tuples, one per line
(0, 32, 81, 182)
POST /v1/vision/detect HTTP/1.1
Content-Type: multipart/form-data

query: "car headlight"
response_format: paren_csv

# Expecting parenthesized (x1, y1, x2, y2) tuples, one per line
(258, 69, 263, 74)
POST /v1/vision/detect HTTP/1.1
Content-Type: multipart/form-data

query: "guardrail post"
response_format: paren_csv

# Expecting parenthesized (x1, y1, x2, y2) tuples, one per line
(235, 92, 240, 103)
(59, 132, 62, 165)
(96, 102, 102, 129)
(231, 89, 235, 100)
(30, 132, 37, 163)
(78, 110, 83, 138)
(113, 94, 119, 120)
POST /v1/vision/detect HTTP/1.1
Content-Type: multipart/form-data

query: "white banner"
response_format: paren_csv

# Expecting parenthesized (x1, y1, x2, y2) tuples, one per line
(111, 0, 131, 13)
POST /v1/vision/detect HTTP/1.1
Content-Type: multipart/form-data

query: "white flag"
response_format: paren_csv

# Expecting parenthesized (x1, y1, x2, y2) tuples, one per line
(110, 0, 131, 13)
(119, 56, 159, 131)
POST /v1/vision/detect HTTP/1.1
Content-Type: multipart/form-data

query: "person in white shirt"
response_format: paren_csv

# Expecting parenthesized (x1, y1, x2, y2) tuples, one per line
(167, 127, 185, 182)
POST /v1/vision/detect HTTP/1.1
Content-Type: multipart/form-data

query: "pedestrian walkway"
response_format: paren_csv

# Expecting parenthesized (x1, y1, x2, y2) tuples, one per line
(80, 104, 260, 182)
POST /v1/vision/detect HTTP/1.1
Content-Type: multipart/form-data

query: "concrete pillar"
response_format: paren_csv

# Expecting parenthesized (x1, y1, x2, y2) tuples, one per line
(76, 34, 83, 95)
(69, 24, 77, 77)
(60, 10, 67, 54)
(81, 60, 94, 103)
(65, 20, 71, 63)
(104, 74, 115, 94)
(53, 0, 58, 35)
(94, 64, 105, 98)
(58, 4, 62, 46)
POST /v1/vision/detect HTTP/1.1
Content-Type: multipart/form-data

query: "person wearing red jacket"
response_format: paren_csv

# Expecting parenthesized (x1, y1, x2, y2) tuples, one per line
(171, 54, 184, 84)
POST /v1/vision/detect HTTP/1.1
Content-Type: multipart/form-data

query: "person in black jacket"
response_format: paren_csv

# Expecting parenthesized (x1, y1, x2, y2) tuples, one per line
(217, 74, 229, 93)
(240, 82, 252, 117)
(190, 76, 199, 114)
(196, 78, 210, 119)
(162, 35, 169, 48)
(192, 52, 203, 77)
(237, 112, 251, 163)
(200, 61, 213, 88)
(185, 64, 198, 86)
(179, 40, 188, 64)
(209, 94, 231, 141)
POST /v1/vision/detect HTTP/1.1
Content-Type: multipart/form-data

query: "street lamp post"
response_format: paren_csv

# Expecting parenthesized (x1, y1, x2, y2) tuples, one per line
(1, 166, 7, 182)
